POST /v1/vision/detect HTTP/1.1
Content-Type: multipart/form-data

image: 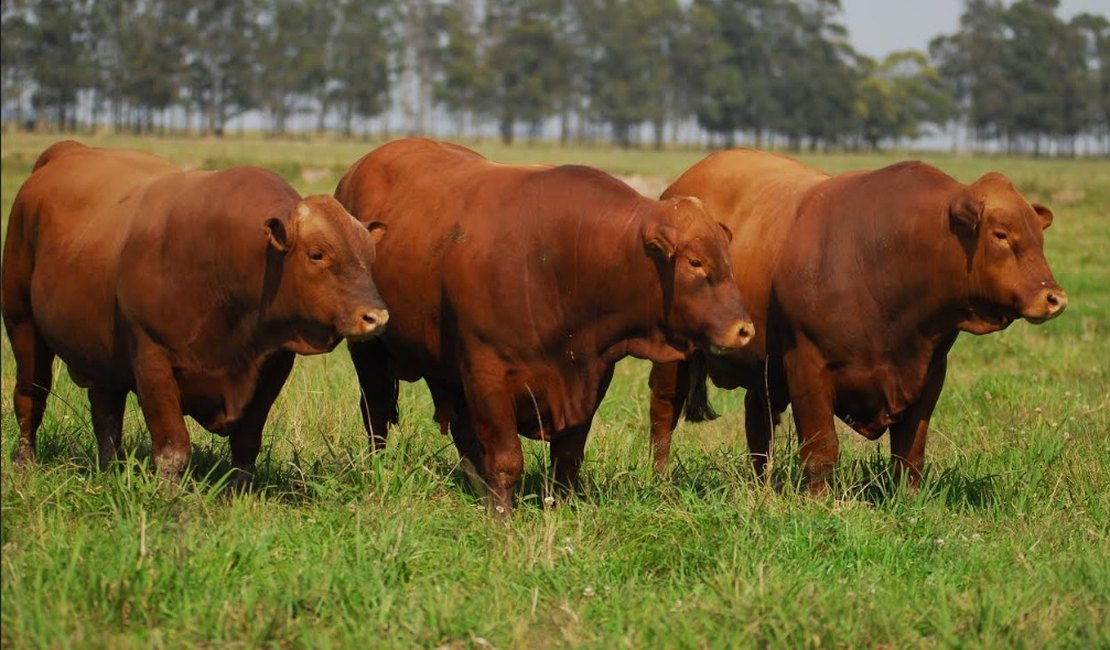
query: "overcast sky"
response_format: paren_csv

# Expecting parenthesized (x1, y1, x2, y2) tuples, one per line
(839, 0, 1109, 59)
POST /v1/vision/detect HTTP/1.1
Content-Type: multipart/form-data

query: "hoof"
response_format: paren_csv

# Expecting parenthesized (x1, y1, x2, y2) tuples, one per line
(12, 445, 37, 467)
(226, 467, 255, 494)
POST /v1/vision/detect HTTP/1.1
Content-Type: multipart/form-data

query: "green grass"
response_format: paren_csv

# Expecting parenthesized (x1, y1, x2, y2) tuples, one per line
(2, 132, 1108, 648)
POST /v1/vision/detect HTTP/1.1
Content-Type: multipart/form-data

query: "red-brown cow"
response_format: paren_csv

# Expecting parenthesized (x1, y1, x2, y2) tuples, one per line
(335, 138, 754, 512)
(2, 141, 388, 481)
(649, 150, 1067, 493)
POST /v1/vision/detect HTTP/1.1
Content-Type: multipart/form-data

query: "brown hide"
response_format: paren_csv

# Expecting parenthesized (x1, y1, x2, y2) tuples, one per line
(2, 141, 388, 480)
(335, 138, 753, 511)
(649, 149, 1066, 491)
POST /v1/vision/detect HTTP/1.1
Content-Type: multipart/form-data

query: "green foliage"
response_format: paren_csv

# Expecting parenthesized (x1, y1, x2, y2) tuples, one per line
(2, 134, 1109, 646)
(856, 51, 954, 149)
(484, 0, 573, 144)
(2, 0, 1106, 152)
(931, 0, 1109, 154)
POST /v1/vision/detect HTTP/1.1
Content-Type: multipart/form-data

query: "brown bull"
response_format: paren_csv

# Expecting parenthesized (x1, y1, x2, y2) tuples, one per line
(649, 150, 1067, 493)
(2, 141, 388, 481)
(335, 138, 753, 512)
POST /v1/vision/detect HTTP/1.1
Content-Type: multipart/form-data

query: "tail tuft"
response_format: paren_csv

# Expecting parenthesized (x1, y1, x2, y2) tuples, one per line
(683, 354, 719, 422)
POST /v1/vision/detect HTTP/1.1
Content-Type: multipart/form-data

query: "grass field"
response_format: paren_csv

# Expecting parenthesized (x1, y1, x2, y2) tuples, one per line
(1, 132, 1107, 648)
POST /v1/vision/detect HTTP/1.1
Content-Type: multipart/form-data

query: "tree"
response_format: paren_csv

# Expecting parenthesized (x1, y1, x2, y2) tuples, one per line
(682, 0, 751, 146)
(428, 0, 487, 138)
(257, 0, 332, 135)
(184, 0, 263, 135)
(855, 51, 953, 150)
(769, 0, 860, 150)
(1, 0, 32, 128)
(585, 0, 683, 148)
(484, 0, 571, 144)
(23, 0, 97, 131)
(329, 0, 395, 137)
(1072, 12, 1110, 149)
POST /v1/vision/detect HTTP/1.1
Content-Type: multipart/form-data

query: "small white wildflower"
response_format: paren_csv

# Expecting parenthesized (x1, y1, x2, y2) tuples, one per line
(971, 533, 982, 542)
(582, 586, 595, 598)
(1063, 431, 1072, 440)
(1035, 407, 1043, 414)
(985, 391, 993, 401)
(934, 538, 945, 547)
(543, 495, 555, 507)
(495, 505, 505, 515)
(472, 637, 493, 649)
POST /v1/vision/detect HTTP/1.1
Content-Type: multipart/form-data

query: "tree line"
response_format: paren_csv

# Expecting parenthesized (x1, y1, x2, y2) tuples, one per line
(1, 0, 1107, 154)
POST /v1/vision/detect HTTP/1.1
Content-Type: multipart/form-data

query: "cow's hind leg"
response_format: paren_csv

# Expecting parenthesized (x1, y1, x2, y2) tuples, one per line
(550, 424, 589, 497)
(5, 319, 55, 465)
(89, 386, 127, 469)
(227, 352, 295, 490)
(744, 383, 784, 481)
(349, 339, 398, 451)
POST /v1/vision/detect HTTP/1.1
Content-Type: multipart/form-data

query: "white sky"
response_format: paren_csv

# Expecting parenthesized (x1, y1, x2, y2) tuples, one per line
(839, 0, 1110, 59)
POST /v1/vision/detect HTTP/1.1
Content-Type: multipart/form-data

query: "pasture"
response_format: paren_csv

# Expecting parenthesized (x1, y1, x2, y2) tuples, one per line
(1, 132, 1107, 648)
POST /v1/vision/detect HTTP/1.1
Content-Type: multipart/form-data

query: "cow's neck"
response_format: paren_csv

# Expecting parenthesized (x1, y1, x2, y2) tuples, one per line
(593, 225, 688, 367)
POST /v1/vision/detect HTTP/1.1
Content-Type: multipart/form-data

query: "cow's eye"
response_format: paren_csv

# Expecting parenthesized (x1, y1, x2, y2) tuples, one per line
(689, 258, 703, 269)
(993, 231, 1008, 242)
(308, 251, 325, 261)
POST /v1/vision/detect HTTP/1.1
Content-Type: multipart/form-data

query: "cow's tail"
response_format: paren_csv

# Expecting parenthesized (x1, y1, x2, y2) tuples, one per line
(683, 353, 719, 422)
(32, 140, 86, 172)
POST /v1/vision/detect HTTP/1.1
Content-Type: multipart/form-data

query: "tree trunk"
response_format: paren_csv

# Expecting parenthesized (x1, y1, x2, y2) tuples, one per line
(499, 113, 514, 145)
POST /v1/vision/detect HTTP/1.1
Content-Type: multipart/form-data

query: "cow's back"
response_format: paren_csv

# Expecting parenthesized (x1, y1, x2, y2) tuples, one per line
(663, 149, 829, 364)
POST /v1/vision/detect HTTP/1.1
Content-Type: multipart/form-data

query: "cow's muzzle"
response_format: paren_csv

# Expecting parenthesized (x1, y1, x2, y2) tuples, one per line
(708, 319, 755, 355)
(1023, 285, 1068, 324)
(345, 308, 389, 341)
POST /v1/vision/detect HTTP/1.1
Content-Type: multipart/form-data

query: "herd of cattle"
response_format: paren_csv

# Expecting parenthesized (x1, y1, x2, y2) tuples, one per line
(1, 138, 1067, 512)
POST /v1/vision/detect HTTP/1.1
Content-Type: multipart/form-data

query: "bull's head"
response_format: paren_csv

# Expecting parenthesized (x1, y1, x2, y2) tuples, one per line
(264, 195, 389, 351)
(644, 196, 754, 354)
(950, 172, 1067, 335)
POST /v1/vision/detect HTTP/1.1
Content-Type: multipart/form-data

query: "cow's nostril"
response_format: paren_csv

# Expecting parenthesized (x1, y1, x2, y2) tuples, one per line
(1046, 293, 1059, 306)
(361, 308, 389, 329)
(737, 323, 755, 345)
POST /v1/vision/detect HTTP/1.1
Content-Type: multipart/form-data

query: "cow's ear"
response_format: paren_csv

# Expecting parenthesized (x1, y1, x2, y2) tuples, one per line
(949, 191, 982, 234)
(1033, 203, 1053, 230)
(265, 217, 293, 253)
(366, 220, 387, 244)
(717, 222, 733, 244)
(643, 220, 679, 260)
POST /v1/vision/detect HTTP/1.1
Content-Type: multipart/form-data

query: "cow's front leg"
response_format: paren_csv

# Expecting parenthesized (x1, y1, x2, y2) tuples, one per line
(465, 387, 522, 515)
(474, 419, 523, 516)
(131, 339, 191, 479)
(227, 352, 296, 490)
(890, 356, 947, 491)
(648, 360, 689, 475)
(783, 339, 837, 495)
